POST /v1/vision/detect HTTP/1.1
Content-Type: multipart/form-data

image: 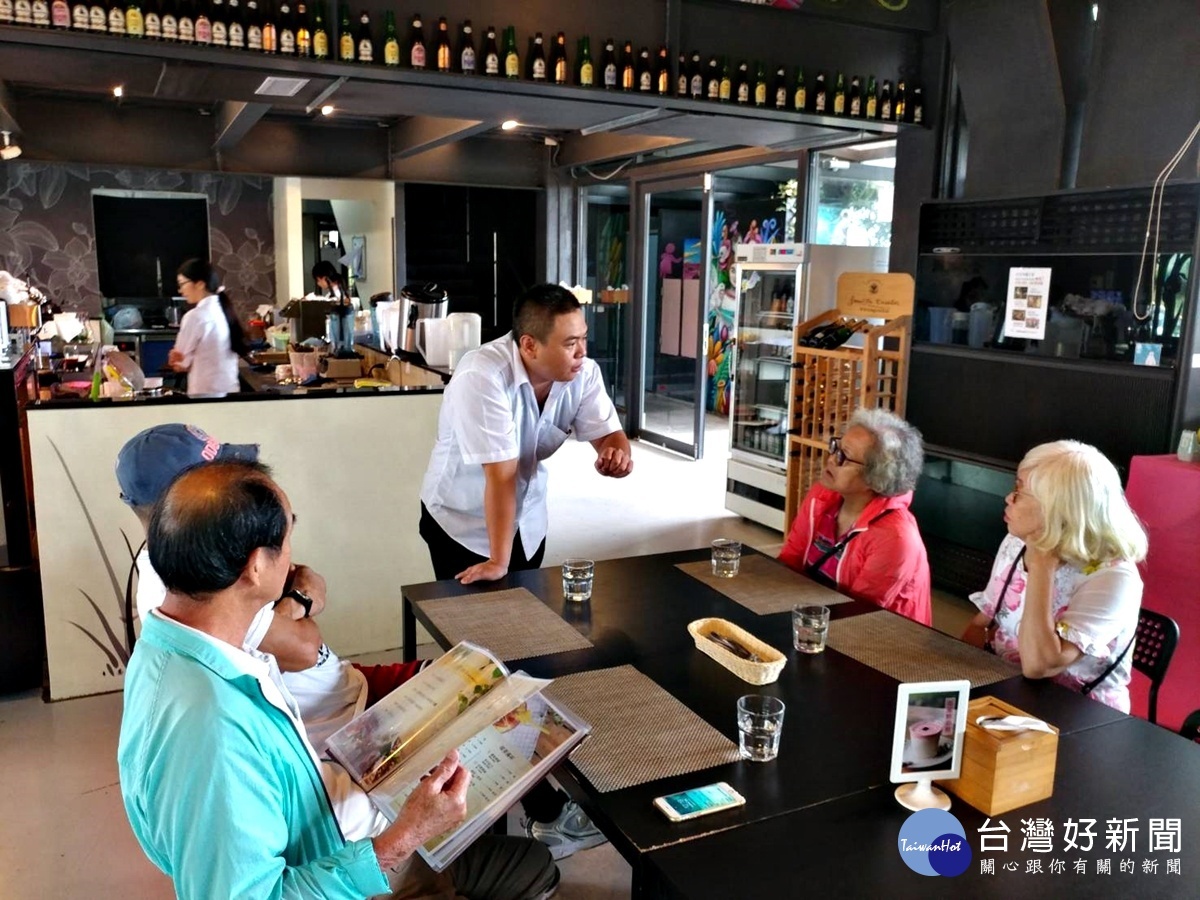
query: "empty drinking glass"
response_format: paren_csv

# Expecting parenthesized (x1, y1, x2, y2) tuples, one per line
(711, 539, 742, 578)
(792, 604, 831, 654)
(737, 694, 785, 762)
(562, 559, 595, 602)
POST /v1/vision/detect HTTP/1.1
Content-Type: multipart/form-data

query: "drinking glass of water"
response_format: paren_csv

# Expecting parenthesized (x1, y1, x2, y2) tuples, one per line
(562, 559, 595, 602)
(737, 694, 785, 762)
(792, 604, 831, 654)
(710, 539, 742, 578)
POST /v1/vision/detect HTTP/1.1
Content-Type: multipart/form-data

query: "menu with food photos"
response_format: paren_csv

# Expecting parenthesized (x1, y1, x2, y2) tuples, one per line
(325, 642, 589, 872)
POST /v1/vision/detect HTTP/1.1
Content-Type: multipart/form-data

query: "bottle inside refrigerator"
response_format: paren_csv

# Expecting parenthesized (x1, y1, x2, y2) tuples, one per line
(726, 243, 888, 531)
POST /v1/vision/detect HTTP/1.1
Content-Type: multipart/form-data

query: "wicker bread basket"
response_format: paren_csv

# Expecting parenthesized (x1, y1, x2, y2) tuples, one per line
(688, 617, 787, 685)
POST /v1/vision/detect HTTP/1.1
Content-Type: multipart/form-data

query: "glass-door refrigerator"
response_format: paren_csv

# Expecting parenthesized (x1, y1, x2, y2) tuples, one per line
(726, 243, 888, 531)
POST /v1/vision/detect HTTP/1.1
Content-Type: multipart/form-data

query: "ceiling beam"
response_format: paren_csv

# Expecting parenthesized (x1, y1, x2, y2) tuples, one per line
(557, 133, 692, 169)
(387, 116, 492, 161)
(0, 81, 19, 133)
(213, 100, 271, 152)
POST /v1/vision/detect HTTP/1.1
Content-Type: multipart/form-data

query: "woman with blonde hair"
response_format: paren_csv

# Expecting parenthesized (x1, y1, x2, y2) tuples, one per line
(961, 440, 1147, 711)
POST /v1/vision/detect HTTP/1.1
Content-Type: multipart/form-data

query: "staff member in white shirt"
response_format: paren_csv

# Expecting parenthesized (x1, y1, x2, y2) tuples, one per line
(168, 259, 244, 397)
(419, 284, 633, 584)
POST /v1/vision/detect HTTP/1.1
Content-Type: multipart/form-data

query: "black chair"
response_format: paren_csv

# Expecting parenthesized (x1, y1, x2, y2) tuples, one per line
(1180, 710, 1200, 744)
(1132, 608, 1179, 725)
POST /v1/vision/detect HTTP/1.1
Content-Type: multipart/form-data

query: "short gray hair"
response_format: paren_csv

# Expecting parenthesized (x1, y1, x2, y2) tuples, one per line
(848, 408, 924, 497)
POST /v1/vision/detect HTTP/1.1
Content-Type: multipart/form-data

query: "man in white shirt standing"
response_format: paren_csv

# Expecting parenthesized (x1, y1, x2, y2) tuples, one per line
(419, 284, 632, 584)
(418, 284, 632, 858)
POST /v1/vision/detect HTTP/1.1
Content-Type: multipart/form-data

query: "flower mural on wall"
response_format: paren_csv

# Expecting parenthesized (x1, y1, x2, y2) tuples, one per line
(0, 163, 275, 315)
(213, 226, 275, 317)
(42, 223, 101, 305)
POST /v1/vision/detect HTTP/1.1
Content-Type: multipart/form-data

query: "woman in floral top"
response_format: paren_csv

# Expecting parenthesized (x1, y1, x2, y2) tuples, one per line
(961, 440, 1147, 712)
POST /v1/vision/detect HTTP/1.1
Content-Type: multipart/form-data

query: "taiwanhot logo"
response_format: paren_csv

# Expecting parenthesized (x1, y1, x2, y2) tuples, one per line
(897, 808, 972, 877)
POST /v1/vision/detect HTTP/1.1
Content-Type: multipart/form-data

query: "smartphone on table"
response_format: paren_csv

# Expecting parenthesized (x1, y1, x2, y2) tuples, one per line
(653, 782, 746, 822)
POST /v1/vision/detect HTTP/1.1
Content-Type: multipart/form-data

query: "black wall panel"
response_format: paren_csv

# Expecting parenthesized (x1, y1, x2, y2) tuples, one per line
(1076, 0, 1200, 189)
(946, 0, 1065, 198)
(907, 347, 1174, 470)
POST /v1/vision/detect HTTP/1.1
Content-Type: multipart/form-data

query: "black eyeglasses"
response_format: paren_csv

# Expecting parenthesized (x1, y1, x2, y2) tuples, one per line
(828, 436, 864, 467)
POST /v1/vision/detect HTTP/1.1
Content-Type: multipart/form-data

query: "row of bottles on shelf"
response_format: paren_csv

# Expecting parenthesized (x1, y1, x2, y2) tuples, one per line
(0, 1, 923, 121)
(739, 424, 787, 457)
(797, 317, 871, 350)
(683, 56, 921, 122)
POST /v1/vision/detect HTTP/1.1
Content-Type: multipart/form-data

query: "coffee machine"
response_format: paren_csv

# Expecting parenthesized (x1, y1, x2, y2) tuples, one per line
(395, 283, 448, 353)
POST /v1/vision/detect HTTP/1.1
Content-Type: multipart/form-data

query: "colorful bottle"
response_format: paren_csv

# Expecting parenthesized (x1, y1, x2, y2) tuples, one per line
(311, 0, 327, 58)
(552, 31, 567, 85)
(502, 26, 519, 78)
(228, 0, 244, 48)
(619, 40, 634, 91)
(434, 15, 449, 71)
(382, 9, 398, 65)
(337, 2, 352, 61)
(124, 0, 143, 35)
(753, 61, 768, 107)
(528, 31, 546, 81)
(832, 72, 846, 115)
(865, 74, 877, 119)
(457, 19, 475, 73)
(406, 13, 424, 67)
(601, 37, 616, 89)
(655, 45, 670, 95)
(481, 24, 498, 76)
(577, 35, 593, 86)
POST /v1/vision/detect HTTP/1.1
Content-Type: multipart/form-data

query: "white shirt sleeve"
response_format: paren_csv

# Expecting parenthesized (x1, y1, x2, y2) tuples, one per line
(172, 307, 205, 368)
(448, 369, 520, 465)
(1057, 563, 1143, 658)
(570, 362, 622, 442)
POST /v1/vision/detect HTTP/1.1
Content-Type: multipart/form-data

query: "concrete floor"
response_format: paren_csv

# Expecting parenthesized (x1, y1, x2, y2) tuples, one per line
(0, 431, 974, 899)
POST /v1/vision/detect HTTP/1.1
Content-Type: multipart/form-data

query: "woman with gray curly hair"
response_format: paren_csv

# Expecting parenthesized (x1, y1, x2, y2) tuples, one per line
(779, 408, 932, 624)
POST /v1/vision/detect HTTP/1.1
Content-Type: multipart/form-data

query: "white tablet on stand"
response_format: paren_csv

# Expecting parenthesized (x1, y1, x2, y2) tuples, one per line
(889, 680, 970, 811)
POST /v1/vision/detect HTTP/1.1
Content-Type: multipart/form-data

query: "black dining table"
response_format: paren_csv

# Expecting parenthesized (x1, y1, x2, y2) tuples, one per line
(400, 548, 1197, 897)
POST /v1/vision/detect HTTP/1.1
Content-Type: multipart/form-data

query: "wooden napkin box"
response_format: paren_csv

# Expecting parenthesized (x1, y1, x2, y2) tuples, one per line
(937, 696, 1059, 815)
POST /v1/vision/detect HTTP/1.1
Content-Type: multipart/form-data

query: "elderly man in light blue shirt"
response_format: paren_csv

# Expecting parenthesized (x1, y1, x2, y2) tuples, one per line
(419, 284, 633, 585)
(118, 460, 557, 899)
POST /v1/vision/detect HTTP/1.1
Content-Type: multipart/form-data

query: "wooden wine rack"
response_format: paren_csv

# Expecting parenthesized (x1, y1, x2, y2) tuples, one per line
(784, 273, 914, 531)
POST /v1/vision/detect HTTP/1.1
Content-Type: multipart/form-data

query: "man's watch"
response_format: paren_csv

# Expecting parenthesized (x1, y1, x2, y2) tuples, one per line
(282, 587, 314, 618)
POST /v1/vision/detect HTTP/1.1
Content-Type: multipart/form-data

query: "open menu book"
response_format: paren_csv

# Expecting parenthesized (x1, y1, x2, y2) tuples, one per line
(324, 642, 590, 872)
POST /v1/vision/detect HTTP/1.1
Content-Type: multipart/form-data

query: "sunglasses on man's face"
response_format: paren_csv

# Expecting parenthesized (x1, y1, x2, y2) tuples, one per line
(828, 436, 864, 467)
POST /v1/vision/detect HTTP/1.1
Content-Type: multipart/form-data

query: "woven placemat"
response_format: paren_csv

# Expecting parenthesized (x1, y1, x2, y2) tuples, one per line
(676, 554, 849, 615)
(416, 588, 593, 662)
(544, 665, 741, 793)
(827, 610, 1019, 687)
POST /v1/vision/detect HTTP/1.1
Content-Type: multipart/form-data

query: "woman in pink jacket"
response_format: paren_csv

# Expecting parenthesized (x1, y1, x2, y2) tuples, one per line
(779, 408, 932, 624)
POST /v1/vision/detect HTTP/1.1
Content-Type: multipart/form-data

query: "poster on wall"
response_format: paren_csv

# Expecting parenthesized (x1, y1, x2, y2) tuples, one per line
(1002, 267, 1051, 340)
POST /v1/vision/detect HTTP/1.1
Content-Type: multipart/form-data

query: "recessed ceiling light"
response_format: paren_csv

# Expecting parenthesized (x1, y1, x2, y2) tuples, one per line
(501, 119, 519, 131)
(112, 86, 124, 98)
(321, 105, 335, 116)
(0, 131, 21, 161)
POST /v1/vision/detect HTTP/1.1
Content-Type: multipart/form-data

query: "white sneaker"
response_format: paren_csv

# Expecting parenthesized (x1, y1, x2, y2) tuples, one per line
(524, 801, 609, 861)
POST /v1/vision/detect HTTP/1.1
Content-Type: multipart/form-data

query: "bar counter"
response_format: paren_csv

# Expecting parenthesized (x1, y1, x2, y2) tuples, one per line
(25, 344, 447, 700)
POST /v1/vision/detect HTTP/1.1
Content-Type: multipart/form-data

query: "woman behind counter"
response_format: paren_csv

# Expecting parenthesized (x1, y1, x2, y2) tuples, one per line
(312, 260, 355, 354)
(961, 440, 1147, 712)
(168, 259, 246, 397)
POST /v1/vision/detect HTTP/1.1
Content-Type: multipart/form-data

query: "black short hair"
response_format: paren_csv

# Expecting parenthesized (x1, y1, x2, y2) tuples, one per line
(312, 261, 341, 283)
(512, 284, 581, 343)
(148, 460, 287, 599)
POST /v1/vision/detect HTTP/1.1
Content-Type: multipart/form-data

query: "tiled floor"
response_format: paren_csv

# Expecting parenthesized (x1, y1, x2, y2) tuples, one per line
(0, 433, 973, 898)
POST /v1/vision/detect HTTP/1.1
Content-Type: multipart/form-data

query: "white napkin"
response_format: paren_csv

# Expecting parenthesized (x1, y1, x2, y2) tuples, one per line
(975, 715, 1055, 734)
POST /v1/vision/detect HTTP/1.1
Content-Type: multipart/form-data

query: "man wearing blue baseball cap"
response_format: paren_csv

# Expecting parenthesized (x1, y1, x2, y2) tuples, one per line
(116, 425, 426, 803)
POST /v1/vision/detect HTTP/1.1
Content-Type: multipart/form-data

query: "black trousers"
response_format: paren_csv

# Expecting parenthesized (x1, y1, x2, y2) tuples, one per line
(419, 503, 546, 581)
